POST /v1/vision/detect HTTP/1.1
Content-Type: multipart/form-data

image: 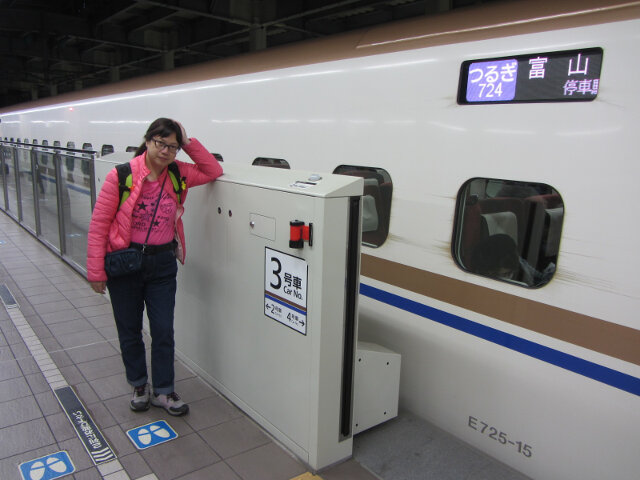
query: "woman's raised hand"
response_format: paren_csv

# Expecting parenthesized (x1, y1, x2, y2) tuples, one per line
(174, 120, 191, 147)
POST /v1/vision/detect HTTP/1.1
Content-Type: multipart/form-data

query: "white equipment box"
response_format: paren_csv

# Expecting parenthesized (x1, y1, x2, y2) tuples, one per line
(353, 341, 401, 434)
(94, 157, 401, 470)
(174, 163, 363, 470)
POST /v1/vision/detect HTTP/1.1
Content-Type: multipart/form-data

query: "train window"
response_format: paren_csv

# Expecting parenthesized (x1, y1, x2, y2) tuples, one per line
(82, 143, 93, 152)
(101, 144, 114, 156)
(42, 140, 49, 146)
(252, 157, 290, 169)
(452, 178, 564, 288)
(126, 146, 137, 153)
(333, 165, 393, 248)
(213, 153, 223, 162)
(64, 142, 76, 177)
(54, 141, 61, 147)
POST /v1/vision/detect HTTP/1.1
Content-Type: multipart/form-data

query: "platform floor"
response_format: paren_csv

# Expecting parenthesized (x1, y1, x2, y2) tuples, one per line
(0, 211, 530, 480)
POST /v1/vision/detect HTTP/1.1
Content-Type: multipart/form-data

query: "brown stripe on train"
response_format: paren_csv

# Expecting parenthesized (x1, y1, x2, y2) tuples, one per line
(361, 254, 640, 366)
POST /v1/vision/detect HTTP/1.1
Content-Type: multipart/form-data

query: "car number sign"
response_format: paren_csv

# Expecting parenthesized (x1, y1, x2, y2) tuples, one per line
(264, 247, 308, 334)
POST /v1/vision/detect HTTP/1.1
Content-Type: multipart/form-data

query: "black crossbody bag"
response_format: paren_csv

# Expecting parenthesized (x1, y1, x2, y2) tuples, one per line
(104, 174, 167, 278)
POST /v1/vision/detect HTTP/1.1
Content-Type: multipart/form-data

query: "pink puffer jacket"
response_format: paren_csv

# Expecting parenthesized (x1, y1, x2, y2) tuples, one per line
(87, 138, 223, 282)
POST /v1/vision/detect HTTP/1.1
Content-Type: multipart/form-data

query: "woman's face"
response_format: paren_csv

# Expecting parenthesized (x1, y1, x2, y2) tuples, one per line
(145, 132, 180, 172)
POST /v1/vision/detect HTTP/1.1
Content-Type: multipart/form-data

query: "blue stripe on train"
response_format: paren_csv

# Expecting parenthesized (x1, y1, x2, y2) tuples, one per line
(359, 282, 640, 396)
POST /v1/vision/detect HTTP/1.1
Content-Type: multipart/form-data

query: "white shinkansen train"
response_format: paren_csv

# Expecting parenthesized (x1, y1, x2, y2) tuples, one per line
(1, 1, 639, 478)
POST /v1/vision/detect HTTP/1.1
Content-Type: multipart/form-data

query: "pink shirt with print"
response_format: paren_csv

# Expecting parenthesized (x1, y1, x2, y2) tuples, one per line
(130, 178, 177, 245)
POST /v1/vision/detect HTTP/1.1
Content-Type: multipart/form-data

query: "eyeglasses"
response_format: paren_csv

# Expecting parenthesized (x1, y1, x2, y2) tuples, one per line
(152, 138, 180, 154)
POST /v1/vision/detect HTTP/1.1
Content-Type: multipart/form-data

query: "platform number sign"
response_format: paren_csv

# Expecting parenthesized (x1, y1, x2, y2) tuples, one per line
(265, 247, 308, 335)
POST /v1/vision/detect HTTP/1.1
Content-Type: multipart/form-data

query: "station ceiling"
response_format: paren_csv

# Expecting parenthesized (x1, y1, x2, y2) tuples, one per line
(0, 0, 502, 108)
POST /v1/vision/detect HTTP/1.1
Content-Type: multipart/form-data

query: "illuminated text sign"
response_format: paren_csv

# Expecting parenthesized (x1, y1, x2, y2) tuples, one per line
(458, 48, 603, 104)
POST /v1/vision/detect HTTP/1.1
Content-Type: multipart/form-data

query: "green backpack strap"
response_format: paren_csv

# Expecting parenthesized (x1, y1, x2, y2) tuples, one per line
(115, 162, 133, 208)
(167, 162, 185, 205)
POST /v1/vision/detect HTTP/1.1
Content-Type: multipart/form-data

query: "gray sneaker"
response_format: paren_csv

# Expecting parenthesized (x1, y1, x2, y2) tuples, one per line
(151, 392, 189, 416)
(130, 384, 150, 411)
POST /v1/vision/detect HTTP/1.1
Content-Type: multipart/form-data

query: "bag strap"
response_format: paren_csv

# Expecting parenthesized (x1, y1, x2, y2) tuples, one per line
(143, 173, 168, 247)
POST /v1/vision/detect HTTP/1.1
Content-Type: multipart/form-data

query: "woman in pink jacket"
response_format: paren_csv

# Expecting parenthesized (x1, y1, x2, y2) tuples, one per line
(87, 118, 222, 416)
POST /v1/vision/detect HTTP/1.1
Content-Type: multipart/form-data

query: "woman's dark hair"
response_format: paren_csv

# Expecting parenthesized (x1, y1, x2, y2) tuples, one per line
(133, 118, 183, 157)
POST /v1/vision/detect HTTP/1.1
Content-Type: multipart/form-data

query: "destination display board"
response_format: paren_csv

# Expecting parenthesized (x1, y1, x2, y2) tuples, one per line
(458, 48, 603, 104)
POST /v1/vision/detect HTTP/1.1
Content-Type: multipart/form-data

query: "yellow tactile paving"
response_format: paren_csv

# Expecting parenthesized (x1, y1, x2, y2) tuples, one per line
(289, 472, 323, 480)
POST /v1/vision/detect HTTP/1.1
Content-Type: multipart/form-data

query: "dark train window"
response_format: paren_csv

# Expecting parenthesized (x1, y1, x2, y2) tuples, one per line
(334, 165, 393, 248)
(101, 144, 114, 156)
(39, 140, 50, 164)
(126, 146, 137, 153)
(252, 157, 290, 169)
(80, 143, 93, 178)
(64, 142, 76, 176)
(54, 141, 61, 147)
(213, 153, 223, 162)
(452, 178, 564, 288)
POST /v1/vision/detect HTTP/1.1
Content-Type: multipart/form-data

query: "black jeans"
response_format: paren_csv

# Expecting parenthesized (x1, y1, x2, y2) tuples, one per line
(107, 249, 178, 395)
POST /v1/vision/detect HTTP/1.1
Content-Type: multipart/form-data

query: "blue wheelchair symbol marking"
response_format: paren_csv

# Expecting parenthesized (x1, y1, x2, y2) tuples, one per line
(19, 451, 75, 480)
(127, 420, 178, 450)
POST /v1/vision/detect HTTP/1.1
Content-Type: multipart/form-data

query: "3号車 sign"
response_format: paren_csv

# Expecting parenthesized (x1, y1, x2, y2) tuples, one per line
(264, 247, 308, 334)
